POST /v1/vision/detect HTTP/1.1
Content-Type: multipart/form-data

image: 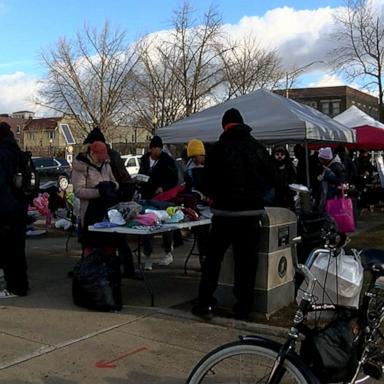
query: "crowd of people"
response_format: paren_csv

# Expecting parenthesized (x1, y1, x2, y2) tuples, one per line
(0, 110, 382, 320)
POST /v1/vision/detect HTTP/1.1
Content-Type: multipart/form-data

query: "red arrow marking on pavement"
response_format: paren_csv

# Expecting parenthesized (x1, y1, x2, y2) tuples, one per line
(95, 346, 148, 368)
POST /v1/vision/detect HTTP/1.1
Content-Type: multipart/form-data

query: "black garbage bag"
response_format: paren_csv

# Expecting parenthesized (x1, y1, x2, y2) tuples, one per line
(300, 314, 359, 383)
(72, 250, 122, 312)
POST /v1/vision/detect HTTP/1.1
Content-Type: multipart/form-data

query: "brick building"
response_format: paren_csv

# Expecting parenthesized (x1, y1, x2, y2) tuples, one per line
(274, 86, 379, 120)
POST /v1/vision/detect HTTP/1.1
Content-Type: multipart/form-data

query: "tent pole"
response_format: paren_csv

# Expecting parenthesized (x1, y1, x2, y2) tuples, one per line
(304, 141, 311, 188)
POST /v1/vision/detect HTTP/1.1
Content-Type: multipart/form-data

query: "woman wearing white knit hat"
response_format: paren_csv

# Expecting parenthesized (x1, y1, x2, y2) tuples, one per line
(317, 147, 346, 210)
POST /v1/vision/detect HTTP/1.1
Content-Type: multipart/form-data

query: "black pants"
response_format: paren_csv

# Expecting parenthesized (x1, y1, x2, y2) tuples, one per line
(0, 221, 29, 295)
(197, 215, 260, 316)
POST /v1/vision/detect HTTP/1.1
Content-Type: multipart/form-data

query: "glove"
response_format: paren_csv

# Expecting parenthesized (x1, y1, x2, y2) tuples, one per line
(97, 181, 118, 200)
(317, 174, 324, 182)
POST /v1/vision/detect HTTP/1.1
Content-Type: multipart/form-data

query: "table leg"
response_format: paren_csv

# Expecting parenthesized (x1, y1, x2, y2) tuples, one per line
(184, 232, 199, 275)
(137, 236, 155, 306)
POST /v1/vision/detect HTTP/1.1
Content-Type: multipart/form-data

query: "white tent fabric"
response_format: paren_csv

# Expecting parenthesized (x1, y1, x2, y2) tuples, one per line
(334, 105, 384, 128)
(158, 89, 355, 144)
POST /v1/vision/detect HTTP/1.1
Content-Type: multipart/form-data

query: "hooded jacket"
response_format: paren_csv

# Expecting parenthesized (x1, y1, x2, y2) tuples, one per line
(72, 153, 118, 226)
(0, 136, 25, 224)
(204, 124, 275, 211)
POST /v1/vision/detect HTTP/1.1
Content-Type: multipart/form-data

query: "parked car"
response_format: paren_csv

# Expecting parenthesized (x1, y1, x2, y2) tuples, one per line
(32, 157, 71, 184)
(121, 155, 141, 176)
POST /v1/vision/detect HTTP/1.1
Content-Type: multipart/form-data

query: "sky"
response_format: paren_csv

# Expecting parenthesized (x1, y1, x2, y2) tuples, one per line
(0, 0, 381, 114)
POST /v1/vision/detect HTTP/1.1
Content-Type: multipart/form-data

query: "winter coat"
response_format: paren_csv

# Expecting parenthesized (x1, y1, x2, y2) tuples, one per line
(204, 124, 275, 211)
(138, 151, 178, 199)
(271, 149, 296, 209)
(354, 155, 375, 188)
(108, 147, 135, 201)
(72, 154, 118, 226)
(0, 136, 25, 225)
(108, 147, 131, 184)
(184, 160, 205, 194)
(318, 155, 346, 210)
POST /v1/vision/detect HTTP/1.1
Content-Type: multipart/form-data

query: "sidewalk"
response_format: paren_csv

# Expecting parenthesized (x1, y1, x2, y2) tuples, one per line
(0, 211, 382, 383)
(0, 234, 285, 384)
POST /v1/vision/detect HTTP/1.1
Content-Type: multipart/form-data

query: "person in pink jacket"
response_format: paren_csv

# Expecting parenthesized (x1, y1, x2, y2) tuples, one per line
(72, 141, 119, 256)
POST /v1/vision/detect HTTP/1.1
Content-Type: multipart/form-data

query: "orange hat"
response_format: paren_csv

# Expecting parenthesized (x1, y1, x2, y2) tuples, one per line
(90, 141, 109, 161)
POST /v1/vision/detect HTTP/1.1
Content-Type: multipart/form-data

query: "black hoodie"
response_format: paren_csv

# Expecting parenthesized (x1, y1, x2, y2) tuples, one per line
(205, 124, 275, 211)
(0, 136, 25, 224)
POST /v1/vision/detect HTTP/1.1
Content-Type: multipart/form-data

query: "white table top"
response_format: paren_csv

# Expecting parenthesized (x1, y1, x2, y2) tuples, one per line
(88, 218, 211, 235)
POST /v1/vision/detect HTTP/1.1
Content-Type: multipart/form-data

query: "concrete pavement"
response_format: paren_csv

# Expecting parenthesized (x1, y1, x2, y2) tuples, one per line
(0, 211, 382, 383)
(0, 233, 284, 383)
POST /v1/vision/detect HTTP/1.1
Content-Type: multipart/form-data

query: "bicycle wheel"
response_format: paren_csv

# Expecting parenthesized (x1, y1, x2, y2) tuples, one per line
(187, 338, 319, 384)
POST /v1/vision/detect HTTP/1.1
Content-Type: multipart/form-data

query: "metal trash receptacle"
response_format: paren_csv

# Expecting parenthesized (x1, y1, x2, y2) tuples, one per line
(217, 207, 297, 316)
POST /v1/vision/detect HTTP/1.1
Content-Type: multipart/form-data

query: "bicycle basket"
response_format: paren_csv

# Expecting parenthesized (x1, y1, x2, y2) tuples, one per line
(300, 315, 359, 383)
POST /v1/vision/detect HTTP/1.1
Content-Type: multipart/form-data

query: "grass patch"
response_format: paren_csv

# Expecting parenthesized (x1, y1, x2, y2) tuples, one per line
(349, 224, 384, 249)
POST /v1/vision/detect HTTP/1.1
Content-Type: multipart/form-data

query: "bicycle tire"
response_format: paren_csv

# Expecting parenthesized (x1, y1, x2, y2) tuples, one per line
(187, 337, 320, 384)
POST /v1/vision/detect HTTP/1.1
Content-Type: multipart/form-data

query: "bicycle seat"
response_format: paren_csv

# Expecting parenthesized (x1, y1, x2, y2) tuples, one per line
(361, 249, 384, 276)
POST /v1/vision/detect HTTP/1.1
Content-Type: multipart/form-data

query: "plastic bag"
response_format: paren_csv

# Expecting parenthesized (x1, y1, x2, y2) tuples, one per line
(300, 314, 359, 383)
(325, 193, 355, 233)
(297, 248, 364, 309)
(72, 251, 122, 312)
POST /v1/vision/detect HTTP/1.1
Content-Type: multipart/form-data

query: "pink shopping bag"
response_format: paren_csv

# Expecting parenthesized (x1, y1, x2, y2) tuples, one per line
(325, 194, 356, 233)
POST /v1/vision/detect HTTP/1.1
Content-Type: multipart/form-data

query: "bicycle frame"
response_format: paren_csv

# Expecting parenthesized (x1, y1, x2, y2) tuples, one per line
(263, 241, 384, 384)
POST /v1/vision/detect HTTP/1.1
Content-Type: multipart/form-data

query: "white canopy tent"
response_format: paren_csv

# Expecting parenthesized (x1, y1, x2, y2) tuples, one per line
(334, 105, 384, 129)
(158, 89, 355, 144)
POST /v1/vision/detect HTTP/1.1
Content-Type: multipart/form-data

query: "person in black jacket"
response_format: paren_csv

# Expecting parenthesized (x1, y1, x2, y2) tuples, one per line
(271, 145, 296, 209)
(192, 108, 275, 320)
(317, 147, 346, 211)
(0, 122, 29, 297)
(138, 136, 178, 270)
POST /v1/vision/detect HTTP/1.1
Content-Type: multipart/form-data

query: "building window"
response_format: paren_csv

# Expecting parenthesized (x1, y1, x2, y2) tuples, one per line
(331, 101, 340, 116)
(320, 101, 330, 115)
(320, 100, 341, 117)
(16, 125, 21, 134)
(48, 131, 55, 140)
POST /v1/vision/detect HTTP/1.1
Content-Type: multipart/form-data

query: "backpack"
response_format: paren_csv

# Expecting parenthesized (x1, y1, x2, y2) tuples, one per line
(13, 150, 40, 203)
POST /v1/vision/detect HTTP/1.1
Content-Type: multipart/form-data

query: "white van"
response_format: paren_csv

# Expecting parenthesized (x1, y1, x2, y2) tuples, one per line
(121, 155, 141, 176)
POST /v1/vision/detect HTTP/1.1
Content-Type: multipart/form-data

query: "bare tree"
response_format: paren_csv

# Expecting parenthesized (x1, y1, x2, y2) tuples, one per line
(218, 34, 283, 100)
(37, 22, 139, 136)
(128, 37, 186, 133)
(331, 0, 384, 119)
(168, 2, 225, 116)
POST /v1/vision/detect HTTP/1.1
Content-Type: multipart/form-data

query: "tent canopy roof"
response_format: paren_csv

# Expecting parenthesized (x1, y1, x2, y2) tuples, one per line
(158, 89, 355, 144)
(334, 105, 384, 129)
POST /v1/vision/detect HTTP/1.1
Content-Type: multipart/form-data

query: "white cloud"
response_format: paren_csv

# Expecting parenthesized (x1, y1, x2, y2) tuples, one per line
(0, 72, 40, 114)
(223, 6, 341, 72)
(309, 74, 344, 87)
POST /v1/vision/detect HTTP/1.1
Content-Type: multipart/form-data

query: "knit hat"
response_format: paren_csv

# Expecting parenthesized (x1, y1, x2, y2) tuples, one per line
(222, 108, 244, 128)
(0, 122, 13, 141)
(149, 135, 163, 149)
(89, 141, 109, 161)
(83, 127, 106, 144)
(187, 139, 205, 157)
(318, 147, 333, 160)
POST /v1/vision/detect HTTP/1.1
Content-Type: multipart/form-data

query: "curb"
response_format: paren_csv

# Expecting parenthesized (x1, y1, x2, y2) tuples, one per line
(154, 307, 288, 338)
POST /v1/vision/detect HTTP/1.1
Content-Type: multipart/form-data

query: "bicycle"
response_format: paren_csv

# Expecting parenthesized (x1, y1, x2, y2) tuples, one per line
(186, 229, 384, 383)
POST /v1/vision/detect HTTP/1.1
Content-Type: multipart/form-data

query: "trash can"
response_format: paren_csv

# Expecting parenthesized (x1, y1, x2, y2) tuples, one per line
(217, 207, 297, 316)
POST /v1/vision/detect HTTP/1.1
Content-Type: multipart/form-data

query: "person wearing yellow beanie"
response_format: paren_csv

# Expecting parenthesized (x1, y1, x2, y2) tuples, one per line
(185, 139, 206, 190)
(187, 139, 206, 158)
(185, 138, 209, 272)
